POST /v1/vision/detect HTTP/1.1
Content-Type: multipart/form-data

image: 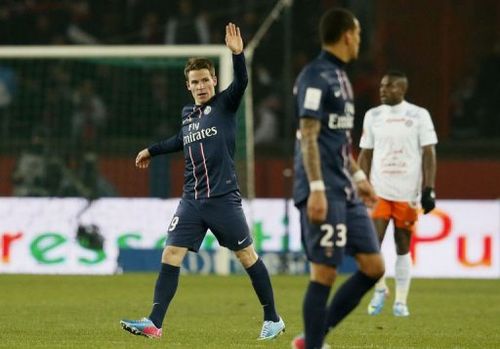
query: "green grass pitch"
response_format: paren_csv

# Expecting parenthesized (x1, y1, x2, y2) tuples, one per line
(0, 274, 499, 349)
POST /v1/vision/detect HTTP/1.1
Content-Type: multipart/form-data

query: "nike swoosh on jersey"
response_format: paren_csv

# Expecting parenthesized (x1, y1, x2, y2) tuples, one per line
(237, 237, 249, 245)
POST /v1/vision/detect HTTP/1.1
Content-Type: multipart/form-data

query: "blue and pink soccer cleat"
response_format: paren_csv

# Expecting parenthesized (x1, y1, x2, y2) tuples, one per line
(120, 317, 162, 339)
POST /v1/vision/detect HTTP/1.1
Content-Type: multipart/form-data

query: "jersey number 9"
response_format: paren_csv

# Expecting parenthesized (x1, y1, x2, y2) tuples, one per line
(168, 216, 180, 231)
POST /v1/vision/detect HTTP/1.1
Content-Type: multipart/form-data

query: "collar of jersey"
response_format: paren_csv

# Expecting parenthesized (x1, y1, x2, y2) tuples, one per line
(319, 50, 346, 68)
(193, 94, 217, 109)
(387, 100, 407, 112)
(182, 105, 204, 124)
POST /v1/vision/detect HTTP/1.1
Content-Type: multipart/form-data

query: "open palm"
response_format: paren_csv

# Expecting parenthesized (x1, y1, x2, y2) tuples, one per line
(225, 22, 243, 54)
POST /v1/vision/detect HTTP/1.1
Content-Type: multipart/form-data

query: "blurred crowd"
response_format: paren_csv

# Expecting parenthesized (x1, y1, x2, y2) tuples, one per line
(12, 127, 117, 198)
(0, 0, 378, 148)
(450, 40, 500, 140)
(0, 0, 268, 46)
(1, 0, 498, 198)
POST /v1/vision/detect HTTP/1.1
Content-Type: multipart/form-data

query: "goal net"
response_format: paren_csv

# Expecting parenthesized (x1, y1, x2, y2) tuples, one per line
(0, 45, 251, 198)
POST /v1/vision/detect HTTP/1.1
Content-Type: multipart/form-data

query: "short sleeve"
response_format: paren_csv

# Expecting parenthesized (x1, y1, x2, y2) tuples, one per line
(418, 109, 438, 146)
(296, 70, 328, 120)
(359, 110, 374, 149)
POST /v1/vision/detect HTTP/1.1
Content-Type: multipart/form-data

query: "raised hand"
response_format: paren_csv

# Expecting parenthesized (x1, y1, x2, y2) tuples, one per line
(225, 22, 243, 54)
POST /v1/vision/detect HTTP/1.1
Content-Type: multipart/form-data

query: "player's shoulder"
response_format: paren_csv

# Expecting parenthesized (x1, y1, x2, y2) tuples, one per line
(402, 101, 430, 118)
(297, 61, 322, 82)
(298, 56, 338, 84)
(181, 104, 196, 119)
(365, 104, 388, 118)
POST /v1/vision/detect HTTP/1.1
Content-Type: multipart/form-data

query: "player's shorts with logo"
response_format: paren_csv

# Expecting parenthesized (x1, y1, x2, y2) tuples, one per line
(298, 198, 379, 267)
(166, 190, 252, 252)
(371, 198, 418, 229)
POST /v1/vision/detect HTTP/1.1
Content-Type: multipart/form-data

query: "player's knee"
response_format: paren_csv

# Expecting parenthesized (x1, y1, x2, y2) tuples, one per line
(395, 238, 411, 255)
(364, 259, 385, 279)
(394, 228, 412, 254)
(161, 246, 187, 266)
(396, 245, 410, 255)
(310, 264, 337, 286)
(373, 263, 385, 280)
(234, 245, 258, 268)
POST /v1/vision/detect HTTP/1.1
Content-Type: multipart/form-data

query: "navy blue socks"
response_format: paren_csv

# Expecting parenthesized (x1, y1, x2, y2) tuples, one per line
(324, 271, 378, 332)
(148, 263, 180, 328)
(303, 281, 331, 349)
(245, 258, 279, 322)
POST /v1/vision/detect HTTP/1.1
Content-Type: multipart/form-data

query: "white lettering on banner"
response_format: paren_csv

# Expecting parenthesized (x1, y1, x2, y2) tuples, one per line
(0, 198, 498, 277)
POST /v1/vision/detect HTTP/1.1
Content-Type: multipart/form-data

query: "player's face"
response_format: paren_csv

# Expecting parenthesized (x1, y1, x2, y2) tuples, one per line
(346, 19, 361, 61)
(380, 76, 405, 105)
(186, 69, 217, 105)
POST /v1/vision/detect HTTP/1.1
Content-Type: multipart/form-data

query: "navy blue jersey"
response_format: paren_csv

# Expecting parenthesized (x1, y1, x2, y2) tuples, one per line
(148, 53, 248, 199)
(293, 50, 357, 205)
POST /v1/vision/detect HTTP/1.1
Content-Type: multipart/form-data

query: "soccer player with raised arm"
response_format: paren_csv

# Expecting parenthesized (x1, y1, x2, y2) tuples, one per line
(291, 8, 385, 349)
(358, 71, 438, 317)
(120, 23, 285, 342)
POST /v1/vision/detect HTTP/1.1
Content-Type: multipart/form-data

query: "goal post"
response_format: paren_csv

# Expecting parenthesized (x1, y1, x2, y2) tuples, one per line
(0, 45, 233, 84)
(0, 45, 252, 199)
(0, 45, 257, 275)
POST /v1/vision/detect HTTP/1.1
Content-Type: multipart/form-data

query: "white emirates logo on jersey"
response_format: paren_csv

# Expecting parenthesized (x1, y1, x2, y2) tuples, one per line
(183, 126, 218, 145)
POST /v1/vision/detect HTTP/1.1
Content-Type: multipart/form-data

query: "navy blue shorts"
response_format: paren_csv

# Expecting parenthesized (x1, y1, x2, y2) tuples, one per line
(166, 191, 253, 252)
(298, 199, 379, 267)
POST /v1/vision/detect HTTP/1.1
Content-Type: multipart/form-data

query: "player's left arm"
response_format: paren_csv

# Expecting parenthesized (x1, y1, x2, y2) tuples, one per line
(223, 22, 248, 112)
(419, 109, 438, 214)
(421, 144, 437, 213)
(349, 155, 377, 208)
(136, 130, 183, 169)
(300, 117, 328, 224)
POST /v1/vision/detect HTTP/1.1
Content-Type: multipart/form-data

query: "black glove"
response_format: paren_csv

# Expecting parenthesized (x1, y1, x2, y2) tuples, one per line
(421, 187, 436, 214)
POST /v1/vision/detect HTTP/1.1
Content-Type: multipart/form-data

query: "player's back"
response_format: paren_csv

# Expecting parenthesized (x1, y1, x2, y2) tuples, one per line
(293, 51, 357, 205)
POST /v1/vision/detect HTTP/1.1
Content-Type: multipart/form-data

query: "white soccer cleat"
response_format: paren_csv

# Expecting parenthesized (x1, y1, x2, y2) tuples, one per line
(367, 288, 388, 315)
(257, 316, 285, 340)
(393, 302, 410, 317)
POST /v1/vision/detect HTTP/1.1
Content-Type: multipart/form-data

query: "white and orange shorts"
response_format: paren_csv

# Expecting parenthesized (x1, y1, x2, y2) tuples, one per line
(371, 198, 418, 229)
